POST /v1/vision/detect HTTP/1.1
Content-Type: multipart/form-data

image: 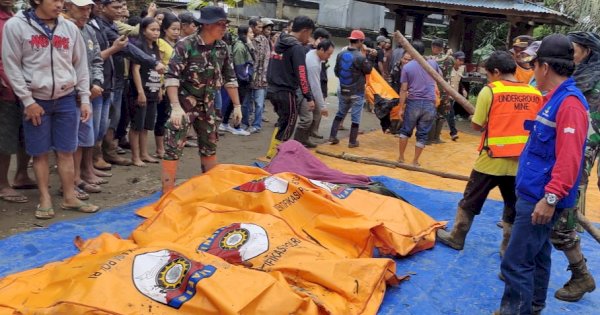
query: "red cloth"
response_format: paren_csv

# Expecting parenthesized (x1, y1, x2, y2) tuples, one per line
(544, 93, 589, 199)
(264, 140, 372, 185)
(0, 9, 15, 101)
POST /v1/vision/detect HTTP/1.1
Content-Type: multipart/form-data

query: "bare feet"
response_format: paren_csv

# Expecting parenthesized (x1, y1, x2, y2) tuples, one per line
(412, 161, 421, 167)
(132, 159, 147, 167)
(81, 172, 108, 185)
(397, 158, 405, 164)
(0, 187, 28, 203)
(93, 168, 113, 177)
(141, 155, 159, 164)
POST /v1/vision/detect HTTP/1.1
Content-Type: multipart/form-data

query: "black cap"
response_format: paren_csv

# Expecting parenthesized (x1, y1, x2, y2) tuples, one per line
(179, 12, 200, 26)
(533, 34, 574, 62)
(198, 6, 229, 25)
(432, 39, 444, 48)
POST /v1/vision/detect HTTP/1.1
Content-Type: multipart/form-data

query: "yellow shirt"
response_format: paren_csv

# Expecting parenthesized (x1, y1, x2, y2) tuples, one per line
(157, 38, 174, 66)
(471, 86, 519, 176)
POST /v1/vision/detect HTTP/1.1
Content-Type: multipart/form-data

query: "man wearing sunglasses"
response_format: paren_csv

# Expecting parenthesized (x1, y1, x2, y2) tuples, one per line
(161, 6, 242, 193)
(498, 34, 590, 315)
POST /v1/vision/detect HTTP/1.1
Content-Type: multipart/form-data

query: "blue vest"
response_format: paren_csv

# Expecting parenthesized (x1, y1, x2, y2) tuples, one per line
(515, 78, 589, 208)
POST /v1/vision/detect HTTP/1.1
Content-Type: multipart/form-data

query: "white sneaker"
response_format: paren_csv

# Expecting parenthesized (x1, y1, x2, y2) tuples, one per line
(218, 123, 228, 132)
(247, 127, 260, 134)
(224, 125, 237, 134)
(231, 128, 250, 136)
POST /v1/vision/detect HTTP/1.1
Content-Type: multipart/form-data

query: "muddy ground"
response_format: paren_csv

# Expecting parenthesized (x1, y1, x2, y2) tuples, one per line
(0, 98, 413, 238)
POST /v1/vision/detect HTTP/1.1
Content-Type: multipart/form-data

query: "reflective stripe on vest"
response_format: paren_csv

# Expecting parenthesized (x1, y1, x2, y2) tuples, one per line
(479, 80, 542, 158)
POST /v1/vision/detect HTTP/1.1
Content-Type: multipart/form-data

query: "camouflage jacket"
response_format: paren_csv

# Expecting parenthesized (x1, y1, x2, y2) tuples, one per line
(430, 53, 455, 82)
(165, 34, 238, 105)
(250, 34, 271, 89)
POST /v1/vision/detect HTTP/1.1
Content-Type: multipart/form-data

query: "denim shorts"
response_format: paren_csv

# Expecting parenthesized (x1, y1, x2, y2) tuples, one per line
(399, 99, 436, 147)
(23, 93, 80, 156)
(78, 111, 95, 147)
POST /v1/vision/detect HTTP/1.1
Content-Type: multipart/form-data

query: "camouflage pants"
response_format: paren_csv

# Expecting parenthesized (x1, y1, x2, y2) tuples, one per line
(163, 101, 220, 161)
(550, 143, 598, 251)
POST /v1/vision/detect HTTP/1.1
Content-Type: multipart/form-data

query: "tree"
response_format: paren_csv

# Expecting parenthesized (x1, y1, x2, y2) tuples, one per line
(545, 0, 600, 32)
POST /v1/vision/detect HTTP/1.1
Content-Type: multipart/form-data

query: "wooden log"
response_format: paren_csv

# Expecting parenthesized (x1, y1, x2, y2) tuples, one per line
(393, 31, 476, 115)
(315, 150, 469, 181)
(577, 211, 600, 245)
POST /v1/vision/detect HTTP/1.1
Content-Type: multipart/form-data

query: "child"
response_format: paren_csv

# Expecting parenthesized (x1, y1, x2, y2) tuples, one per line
(155, 13, 180, 159)
(130, 17, 162, 167)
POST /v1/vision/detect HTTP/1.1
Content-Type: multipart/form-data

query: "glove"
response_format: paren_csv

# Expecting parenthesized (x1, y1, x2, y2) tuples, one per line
(232, 105, 242, 125)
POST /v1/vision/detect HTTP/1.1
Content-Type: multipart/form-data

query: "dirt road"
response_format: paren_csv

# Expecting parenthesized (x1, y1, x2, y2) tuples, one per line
(0, 97, 396, 239)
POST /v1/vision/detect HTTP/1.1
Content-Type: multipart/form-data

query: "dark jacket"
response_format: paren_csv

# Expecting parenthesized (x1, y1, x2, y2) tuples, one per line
(95, 16, 158, 88)
(267, 33, 313, 102)
(88, 17, 114, 92)
(334, 47, 372, 95)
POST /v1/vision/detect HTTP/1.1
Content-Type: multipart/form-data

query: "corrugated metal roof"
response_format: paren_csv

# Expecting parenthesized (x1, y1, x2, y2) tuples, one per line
(400, 0, 566, 16)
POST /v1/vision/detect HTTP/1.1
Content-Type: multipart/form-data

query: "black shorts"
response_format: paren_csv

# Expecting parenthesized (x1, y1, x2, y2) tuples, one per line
(130, 100, 158, 131)
(459, 170, 517, 224)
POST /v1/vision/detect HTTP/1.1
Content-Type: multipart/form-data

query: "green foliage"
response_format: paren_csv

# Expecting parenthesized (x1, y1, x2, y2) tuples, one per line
(475, 20, 509, 48)
(544, 0, 600, 32)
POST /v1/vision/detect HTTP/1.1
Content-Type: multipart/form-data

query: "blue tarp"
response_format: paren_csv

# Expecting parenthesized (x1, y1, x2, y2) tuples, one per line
(0, 177, 597, 314)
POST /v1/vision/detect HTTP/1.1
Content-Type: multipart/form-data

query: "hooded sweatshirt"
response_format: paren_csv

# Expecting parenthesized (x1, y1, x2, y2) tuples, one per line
(2, 10, 90, 106)
(267, 33, 313, 102)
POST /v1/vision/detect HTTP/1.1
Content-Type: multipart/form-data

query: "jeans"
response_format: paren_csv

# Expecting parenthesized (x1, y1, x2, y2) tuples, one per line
(242, 88, 266, 129)
(92, 93, 112, 142)
(499, 198, 563, 315)
(335, 91, 364, 124)
(109, 85, 124, 130)
(399, 99, 436, 147)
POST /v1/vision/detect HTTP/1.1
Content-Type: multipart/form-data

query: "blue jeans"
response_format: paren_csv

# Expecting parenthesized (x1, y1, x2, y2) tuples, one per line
(499, 198, 563, 315)
(335, 91, 364, 124)
(23, 93, 79, 156)
(109, 86, 124, 130)
(399, 99, 436, 147)
(92, 94, 111, 142)
(242, 88, 266, 129)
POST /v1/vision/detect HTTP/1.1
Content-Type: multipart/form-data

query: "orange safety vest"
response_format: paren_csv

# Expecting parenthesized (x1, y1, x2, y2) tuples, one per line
(478, 80, 542, 158)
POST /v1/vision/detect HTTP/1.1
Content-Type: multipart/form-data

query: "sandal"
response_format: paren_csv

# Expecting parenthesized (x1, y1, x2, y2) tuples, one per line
(61, 202, 100, 213)
(35, 205, 55, 219)
(58, 187, 90, 200)
(77, 181, 102, 193)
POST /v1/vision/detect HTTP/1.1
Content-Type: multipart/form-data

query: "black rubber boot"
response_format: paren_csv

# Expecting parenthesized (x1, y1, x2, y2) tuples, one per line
(329, 116, 343, 145)
(426, 119, 438, 145)
(436, 207, 475, 250)
(434, 118, 445, 143)
(555, 257, 596, 302)
(349, 123, 360, 148)
(294, 128, 317, 148)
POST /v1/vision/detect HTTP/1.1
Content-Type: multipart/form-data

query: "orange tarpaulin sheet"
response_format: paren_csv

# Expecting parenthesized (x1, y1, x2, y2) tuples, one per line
(133, 204, 399, 315)
(137, 165, 444, 258)
(365, 69, 399, 106)
(0, 233, 318, 315)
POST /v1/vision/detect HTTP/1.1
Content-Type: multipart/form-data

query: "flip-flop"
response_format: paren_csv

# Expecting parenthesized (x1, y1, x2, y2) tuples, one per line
(77, 181, 102, 193)
(35, 205, 55, 219)
(84, 177, 108, 185)
(11, 183, 38, 190)
(61, 202, 100, 213)
(1, 193, 28, 203)
(141, 158, 160, 164)
(58, 187, 90, 200)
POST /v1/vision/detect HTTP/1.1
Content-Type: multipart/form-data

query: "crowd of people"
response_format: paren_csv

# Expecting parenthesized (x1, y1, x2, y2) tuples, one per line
(0, 0, 598, 313)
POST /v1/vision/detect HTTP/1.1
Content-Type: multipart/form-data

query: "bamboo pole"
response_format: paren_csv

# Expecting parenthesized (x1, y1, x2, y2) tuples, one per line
(316, 150, 470, 181)
(393, 31, 476, 115)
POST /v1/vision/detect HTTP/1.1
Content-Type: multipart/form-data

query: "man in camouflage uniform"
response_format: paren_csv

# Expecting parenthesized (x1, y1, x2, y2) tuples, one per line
(547, 31, 598, 302)
(161, 6, 242, 193)
(427, 39, 454, 144)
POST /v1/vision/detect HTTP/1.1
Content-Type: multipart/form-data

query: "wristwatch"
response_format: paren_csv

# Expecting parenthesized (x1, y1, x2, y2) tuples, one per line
(544, 193, 558, 206)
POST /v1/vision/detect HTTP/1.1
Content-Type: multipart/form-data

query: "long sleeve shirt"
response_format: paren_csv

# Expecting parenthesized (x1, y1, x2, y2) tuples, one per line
(544, 94, 589, 200)
(306, 50, 326, 109)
